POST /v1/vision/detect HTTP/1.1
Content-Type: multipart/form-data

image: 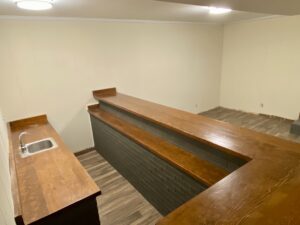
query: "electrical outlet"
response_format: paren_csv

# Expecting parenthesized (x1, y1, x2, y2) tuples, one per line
(260, 103, 264, 108)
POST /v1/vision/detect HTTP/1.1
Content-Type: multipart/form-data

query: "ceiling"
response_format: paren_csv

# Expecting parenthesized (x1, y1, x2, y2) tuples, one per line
(0, 0, 270, 24)
(158, 0, 300, 15)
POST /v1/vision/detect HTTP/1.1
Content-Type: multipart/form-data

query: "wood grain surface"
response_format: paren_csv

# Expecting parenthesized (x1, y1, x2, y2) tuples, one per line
(93, 88, 116, 98)
(77, 149, 162, 225)
(88, 104, 228, 187)
(10, 115, 48, 132)
(9, 116, 101, 225)
(94, 90, 300, 158)
(8, 123, 24, 225)
(93, 88, 300, 225)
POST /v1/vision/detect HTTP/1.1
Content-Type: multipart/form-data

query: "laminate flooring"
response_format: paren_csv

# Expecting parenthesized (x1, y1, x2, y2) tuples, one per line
(200, 107, 300, 144)
(77, 150, 162, 225)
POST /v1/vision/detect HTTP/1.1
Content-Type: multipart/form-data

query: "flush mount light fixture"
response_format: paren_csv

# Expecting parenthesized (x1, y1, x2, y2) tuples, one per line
(209, 7, 232, 15)
(15, 0, 53, 11)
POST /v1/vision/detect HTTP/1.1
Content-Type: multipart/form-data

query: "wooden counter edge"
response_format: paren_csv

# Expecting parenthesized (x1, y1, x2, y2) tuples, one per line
(88, 105, 229, 186)
(93, 87, 116, 98)
(8, 123, 24, 225)
(9, 115, 50, 225)
(10, 115, 48, 132)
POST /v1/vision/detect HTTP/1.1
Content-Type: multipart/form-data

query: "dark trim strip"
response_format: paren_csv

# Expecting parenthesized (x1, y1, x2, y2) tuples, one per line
(74, 147, 95, 157)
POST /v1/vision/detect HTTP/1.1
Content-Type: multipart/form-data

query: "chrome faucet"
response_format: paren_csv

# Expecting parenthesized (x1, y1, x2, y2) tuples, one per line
(19, 132, 28, 154)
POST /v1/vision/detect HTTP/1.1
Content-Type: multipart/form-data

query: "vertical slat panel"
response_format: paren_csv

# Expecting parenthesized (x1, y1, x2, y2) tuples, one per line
(91, 116, 206, 216)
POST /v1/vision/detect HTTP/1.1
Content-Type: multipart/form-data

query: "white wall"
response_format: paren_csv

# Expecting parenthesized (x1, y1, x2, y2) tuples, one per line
(0, 110, 15, 225)
(221, 16, 300, 120)
(0, 18, 223, 152)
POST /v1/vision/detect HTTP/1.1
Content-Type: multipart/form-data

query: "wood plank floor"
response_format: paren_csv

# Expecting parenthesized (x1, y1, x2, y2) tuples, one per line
(200, 107, 300, 144)
(77, 150, 162, 225)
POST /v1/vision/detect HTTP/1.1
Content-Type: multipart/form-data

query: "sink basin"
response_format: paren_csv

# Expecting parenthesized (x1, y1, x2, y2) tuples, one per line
(21, 138, 57, 158)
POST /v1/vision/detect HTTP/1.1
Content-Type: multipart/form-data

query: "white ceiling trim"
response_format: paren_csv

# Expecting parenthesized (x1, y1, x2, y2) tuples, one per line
(157, 0, 300, 15)
(229, 15, 284, 25)
(0, 14, 278, 25)
(0, 15, 221, 25)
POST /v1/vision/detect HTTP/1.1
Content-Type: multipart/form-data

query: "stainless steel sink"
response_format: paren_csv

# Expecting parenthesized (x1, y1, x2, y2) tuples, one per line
(21, 138, 57, 158)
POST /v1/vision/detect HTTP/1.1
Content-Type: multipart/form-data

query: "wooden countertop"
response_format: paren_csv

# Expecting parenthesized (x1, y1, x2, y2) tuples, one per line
(9, 115, 101, 225)
(93, 88, 300, 225)
(88, 104, 228, 187)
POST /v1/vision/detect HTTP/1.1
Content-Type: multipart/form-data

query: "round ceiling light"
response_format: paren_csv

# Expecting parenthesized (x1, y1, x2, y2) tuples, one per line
(15, 0, 53, 11)
(209, 7, 232, 14)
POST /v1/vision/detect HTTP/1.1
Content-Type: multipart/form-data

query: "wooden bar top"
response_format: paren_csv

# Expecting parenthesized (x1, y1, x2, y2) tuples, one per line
(93, 88, 300, 225)
(88, 104, 228, 187)
(9, 115, 101, 225)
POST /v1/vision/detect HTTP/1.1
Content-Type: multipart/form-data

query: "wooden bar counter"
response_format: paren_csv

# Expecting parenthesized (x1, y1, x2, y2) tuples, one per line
(93, 88, 300, 225)
(9, 115, 101, 225)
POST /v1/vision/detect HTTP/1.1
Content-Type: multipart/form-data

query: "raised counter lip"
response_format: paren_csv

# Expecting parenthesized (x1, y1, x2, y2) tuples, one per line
(9, 114, 101, 225)
(92, 88, 300, 225)
(88, 104, 230, 187)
